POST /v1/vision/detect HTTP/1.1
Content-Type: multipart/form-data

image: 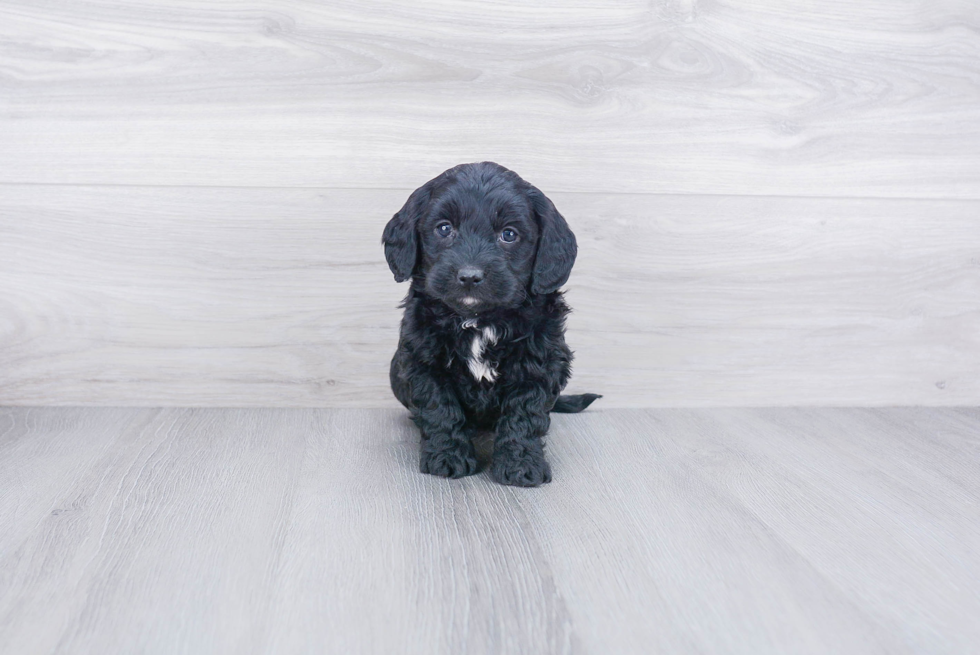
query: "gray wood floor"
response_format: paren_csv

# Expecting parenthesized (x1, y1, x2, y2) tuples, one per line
(2, 406, 978, 654)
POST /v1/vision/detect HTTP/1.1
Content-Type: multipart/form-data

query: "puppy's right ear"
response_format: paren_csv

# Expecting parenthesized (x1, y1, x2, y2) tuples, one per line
(382, 183, 434, 282)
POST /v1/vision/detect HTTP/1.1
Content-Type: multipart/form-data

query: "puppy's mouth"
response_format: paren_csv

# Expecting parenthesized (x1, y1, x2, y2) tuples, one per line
(444, 289, 513, 315)
(450, 294, 491, 314)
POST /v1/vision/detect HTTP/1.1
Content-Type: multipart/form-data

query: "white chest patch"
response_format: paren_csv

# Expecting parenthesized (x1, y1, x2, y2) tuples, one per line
(462, 320, 498, 383)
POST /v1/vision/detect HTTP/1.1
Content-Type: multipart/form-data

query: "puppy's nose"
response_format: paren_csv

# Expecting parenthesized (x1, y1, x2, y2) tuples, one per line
(457, 267, 484, 287)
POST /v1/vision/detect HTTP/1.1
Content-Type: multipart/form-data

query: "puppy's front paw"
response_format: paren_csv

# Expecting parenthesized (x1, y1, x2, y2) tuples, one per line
(420, 439, 480, 479)
(491, 444, 552, 487)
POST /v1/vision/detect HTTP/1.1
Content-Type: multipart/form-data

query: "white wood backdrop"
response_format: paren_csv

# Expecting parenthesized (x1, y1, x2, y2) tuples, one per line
(1, 0, 978, 407)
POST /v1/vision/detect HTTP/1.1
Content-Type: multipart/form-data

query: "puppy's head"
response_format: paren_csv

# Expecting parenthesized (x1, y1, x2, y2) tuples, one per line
(382, 162, 577, 316)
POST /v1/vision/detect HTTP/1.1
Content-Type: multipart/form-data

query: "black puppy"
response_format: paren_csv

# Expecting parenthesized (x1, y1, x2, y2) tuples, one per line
(383, 162, 599, 487)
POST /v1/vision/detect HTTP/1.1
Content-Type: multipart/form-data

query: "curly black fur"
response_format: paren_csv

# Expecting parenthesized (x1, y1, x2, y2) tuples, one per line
(383, 162, 600, 487)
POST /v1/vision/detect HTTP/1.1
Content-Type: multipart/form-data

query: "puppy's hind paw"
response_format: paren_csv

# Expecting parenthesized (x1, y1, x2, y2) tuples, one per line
(490, 448, 552, 487)
(419, 440, 480, 479)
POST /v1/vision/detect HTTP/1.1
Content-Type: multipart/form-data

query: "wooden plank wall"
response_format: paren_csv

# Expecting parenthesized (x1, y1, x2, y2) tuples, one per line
(1, 0, 978, 407)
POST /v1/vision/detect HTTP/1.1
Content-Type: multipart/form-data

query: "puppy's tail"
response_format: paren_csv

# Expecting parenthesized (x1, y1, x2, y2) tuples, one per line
(552, 393, 602, 413)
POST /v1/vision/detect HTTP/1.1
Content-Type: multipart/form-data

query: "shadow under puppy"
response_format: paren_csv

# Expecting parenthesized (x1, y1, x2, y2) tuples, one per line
(383, 162, 600, 487)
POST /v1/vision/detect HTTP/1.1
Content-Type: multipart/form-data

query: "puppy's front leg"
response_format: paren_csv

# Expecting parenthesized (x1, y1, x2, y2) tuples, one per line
(491, 388, 553, 487)
(408, 374, 479, 479)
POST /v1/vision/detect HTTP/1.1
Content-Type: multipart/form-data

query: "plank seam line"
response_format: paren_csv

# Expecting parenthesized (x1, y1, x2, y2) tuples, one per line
(0, 182, 978, 203)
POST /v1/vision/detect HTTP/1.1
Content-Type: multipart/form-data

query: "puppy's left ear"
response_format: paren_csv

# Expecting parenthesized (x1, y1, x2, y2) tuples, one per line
(528, 187, 577, 294)
(382, 182, 434, 282)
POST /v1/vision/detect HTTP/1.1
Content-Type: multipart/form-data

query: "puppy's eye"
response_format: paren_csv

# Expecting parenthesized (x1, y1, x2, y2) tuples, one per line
(435, 222, 454, 238)
(499, 227, 519, 243)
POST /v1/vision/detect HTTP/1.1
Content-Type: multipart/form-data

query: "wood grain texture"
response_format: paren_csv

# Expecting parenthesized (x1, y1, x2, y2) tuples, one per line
(1, 406, 978, 654)
(1, 0, 979, 196)
(2, 185, 978, 407)
(0, 407, 308, 655)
